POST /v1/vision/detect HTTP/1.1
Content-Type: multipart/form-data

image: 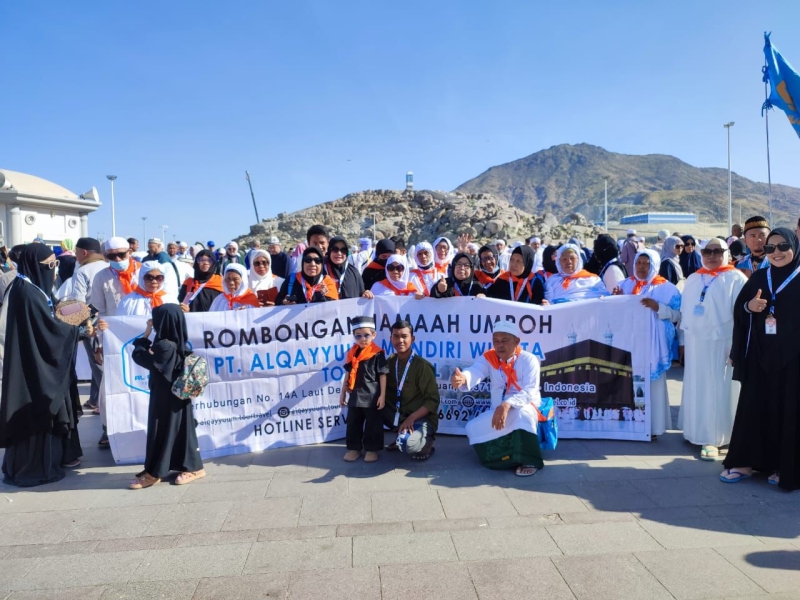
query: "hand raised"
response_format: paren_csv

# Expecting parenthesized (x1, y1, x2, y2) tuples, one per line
(748, 289, 767, 313)
(450, 367, 466, 389)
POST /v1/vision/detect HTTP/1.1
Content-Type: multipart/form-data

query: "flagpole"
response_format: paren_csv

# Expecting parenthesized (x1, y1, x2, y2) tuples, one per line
(763, 57, 774, 228)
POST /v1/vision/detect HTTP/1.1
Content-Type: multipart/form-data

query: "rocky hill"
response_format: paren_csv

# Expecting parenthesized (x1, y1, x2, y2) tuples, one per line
(456, 143, 800, 225)
(237, 189, 601, 249)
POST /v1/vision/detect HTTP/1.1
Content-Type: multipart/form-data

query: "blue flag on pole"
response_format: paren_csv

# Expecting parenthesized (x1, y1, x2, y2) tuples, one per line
(763, 32, 800, 139)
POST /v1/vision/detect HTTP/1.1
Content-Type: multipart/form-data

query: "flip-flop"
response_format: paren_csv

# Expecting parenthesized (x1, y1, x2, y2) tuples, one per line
(700, 446, 719, 461)
(719, 469, 751, 483)
(515, 465, 539, 477)
(768, 472, 780, 485)
(412, 447, 435, 461)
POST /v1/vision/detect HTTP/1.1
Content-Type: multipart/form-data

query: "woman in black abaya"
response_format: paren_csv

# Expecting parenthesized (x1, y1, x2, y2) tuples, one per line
(0, 244, 90, 486)
(485, 245, 546, 304)
(723, 228, 800, 491)
(178, 249, 223, 313)
(129, 304, 204, 489)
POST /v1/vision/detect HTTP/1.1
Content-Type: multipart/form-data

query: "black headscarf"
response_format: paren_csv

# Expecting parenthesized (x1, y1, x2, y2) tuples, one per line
(152, 304, 191, 362)
(590, 235, 619, 267)
(325, 235, 349, 280)
(766, 228, 800, 287)
(451, 252, 475, 289)
(375, 239, 396, 258)
(18, 243, 56, 297)
(680, 235, 702, 277)
(478, 244, 500, 275)
(301, 246, 325, 285)
(511, 245, 535, 279)
(193, 249, 216, 283)
(542, 244, 560, 275)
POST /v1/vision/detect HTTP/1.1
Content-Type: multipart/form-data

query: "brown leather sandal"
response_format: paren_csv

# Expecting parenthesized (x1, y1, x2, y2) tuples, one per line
(129, 472, 160, 490)
(175, 469, 206, 485)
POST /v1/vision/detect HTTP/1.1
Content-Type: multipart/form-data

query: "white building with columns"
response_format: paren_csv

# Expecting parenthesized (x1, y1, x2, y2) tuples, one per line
(0, 169, 100, 247)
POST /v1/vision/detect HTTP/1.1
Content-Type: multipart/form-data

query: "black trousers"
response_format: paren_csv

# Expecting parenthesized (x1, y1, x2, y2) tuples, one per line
(346, 406, 384, 452)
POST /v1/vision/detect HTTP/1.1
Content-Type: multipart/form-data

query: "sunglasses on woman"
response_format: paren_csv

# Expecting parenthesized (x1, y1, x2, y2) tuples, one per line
(764, 242, 792, 254)
(387, 264, 405, 272)
(144, 274, 165, 282)
(700, 248, 725, 257)
(44, 259, 60, 270)
(253, 260, 270, 267)
(330, 246, 348, 254)
(303, 257, 322, 265)
(105, 251, 128, 261)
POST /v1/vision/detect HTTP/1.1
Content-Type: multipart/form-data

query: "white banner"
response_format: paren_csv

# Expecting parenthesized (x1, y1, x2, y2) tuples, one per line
(104, 296, 653, 464)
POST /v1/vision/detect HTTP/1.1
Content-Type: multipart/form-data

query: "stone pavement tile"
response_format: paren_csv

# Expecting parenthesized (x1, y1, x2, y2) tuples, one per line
(552, 554, 673, 600)
(266, 471, 348, 497)
(88, 485, 188, 509)
(353, 531, 457, 566)
(437, 488, 518, 519)
(526, 463, 586, 484)
(637, 516, 760, 549)
(178, 479, 270, 504)
(0, 558, 39, 591)
(543, 440, 601, 461)
(558, 511, 637, 525)
(370, 490, 445, 523)
(567, 480, 657, 511)
(337, 522, 412, 537)
(451, 525, 561, 561)
(99, 579, 199, 599)
(257, 526, 336, 542)
(6, 541, 99, 559)
(702, 503, 773, 518)
(287, 566, 380, 600)
(486, 514, 561, 529)
(714, 544, 800, 594)
(634, 548, 766, 600)
(698, 479, 773, 507)
(7, 586, 106, 599)
(94, 536, 178, 553)
(64, 505, 163, 542)
(547, 521, 662, 555)
(0, 488, 100, 514)
(504, 484, 589, 515)
(0, 511, 79, 547)
(248, 447, 311, 474)
(380, 562, 478, 600)
(192, 572, 290, 600)
(176, 530, 259, 548)
(644, 457, 734, 478)
(632, 477, 728, 508)
(468, 557, 576, 600)
(413, 517, 487, 533)
(726, 513, 800, 545)
(129, 543, 251, 582)
(143, 501, 233, 536)
(572, 459, 672, 482)
(221, 498, 301, 531)
(13, 550, 147, 590)
(200, 454, 254, 476)
(244, 538, 352, 573)
(298, 494, 371, 526)
(346, 471, 430, 493)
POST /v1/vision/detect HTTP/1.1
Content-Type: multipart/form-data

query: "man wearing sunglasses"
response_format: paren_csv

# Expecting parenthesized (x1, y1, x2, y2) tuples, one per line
(736, 216, 771, 278)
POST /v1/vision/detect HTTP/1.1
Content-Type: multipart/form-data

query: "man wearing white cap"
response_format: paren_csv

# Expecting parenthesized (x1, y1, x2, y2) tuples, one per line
(267, 236, 290, 279)
(450, 320, 544, 476)
(350, 238, 373, 274)
(528, 236, 544, 273)
(620, 229, 639, 276)
(495, 239, 511, 271)
(650, 229, 670, 253)
(177, 241, 190, 260)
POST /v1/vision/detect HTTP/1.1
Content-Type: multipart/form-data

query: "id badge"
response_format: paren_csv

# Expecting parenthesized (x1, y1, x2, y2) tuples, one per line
(765, 315, 777, 335)
(693, 304, 705, 317)
(393, 410, 400, 427)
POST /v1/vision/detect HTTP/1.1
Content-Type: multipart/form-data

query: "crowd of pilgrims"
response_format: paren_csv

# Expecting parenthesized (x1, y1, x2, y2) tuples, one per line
(1, 214, 799, 492)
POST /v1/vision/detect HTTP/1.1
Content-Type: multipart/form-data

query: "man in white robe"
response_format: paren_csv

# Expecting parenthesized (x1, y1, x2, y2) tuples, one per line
(450, 320, 543, 476)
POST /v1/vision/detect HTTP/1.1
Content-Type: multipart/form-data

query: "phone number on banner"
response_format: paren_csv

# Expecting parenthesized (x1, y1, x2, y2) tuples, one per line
(437, 395, 492, 434)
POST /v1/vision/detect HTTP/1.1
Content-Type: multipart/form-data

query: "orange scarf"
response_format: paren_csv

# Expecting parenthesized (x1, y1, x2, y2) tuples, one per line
(483, 347, 523, 392)
(559, 269, 595, 289)
(629, 275, 667, 295)
(364, 261, 385, 271)
(111, 261, 138, 295)
(435, 263, 449, 276)
(295, 273, 339, 302)
(223, 289, 260, 309)
(345, 342, 383, 391)
(135, 288, 166, 308)
(696, 265, 736, 276)
(475, 269, 504, 286)
(382, 278, 419, 296)
(186, 274, 224, 294)
(410, 269, 433, 296)
(496, 271, 534, 301)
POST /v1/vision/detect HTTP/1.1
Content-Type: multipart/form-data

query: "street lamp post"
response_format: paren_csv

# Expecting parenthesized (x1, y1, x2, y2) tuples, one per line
(372, 213, 379, 244)
(162, 225, 169, 241)
(604, 178, 608, 231)
(141, 217, 147, 241)
(106, 175, 118, 237)
(724, 122, 735, 235)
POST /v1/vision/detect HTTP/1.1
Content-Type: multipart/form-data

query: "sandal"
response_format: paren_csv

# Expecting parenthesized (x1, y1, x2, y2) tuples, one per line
(385, 442, 399, 452)
(768, 472, 780, 485)
(364, 451, 379, 463)
(411, 446, 436, 461)
(700, 445, 719, 461)
(175, 469, 206, 485)
(719, 468, 751, 483)
(515, 465, 539, 477)
(129, 472, 160, 490)
(343, 450, 361, 462)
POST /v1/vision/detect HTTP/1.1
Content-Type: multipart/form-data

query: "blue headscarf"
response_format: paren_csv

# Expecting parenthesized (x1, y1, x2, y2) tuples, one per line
(679, 235, 702, 277)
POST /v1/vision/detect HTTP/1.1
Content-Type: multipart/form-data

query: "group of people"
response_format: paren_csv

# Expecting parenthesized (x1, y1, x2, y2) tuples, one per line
(0, 213, 798, 491)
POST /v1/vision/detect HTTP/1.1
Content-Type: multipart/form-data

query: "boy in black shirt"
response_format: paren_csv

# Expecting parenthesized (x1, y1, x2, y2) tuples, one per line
(341, 316, 388, 462)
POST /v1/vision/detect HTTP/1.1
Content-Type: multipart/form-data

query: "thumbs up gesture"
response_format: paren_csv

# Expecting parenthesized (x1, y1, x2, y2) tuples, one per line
(437, 278, 448, 293)
(748, 289, 768, 313)
(451, 367, 466, 389)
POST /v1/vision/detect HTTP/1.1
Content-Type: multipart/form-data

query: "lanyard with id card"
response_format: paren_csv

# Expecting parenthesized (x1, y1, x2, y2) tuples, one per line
(694, 273, 721, 316)
(765, 264, 800, 335)
(394, 353, 415, 427)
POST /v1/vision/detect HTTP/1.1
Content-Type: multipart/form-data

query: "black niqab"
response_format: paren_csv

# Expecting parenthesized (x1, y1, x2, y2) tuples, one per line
(153, 304, 190, 360)
(18, 243, 56, 297)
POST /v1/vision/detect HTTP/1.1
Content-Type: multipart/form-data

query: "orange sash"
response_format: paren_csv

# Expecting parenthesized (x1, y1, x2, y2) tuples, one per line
(223, 290, 260, 309)
(483, 347, 523, 393)
(296, 273, 339, 302)
(382, 278, 419, 296)
(185, 274, 224, 294)
(629, 275, 667, 295)
(134, 288, 166, 308)
(345, 342, 383, 391)
(560, 269, 596, 289)
(475, 269, 503, 287)
(496, 271, 533, 301)
(696, 265, 736, 276)
(111, 261, 138, 295)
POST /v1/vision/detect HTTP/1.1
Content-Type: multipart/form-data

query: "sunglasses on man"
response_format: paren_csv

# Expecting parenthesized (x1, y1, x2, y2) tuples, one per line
(105, 251, 128, 261)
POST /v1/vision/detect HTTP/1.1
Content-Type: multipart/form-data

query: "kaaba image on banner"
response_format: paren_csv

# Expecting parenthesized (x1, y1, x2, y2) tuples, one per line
(540, 339, 633, 409)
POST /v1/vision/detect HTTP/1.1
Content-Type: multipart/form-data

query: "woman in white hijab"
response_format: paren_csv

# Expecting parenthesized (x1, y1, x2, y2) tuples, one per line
(209, 264, 261, 311)
(248, 249, 284, 307)
(370, 256, 425, 298)
(116, 261, 179, 316)
(545, 244, 608, 304)
(616, 249, 681, 437)
(432, 237, 455, 276)
(410, 242, 439, 294)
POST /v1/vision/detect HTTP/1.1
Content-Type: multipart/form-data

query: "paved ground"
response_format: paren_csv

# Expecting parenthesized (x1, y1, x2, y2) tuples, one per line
(0, 372, 798, 600)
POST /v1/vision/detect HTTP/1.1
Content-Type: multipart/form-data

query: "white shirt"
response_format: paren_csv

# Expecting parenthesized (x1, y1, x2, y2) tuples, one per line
(459, 350, 541, 411)
(68, 259, 108, 303)
(89, 265, 141, 317)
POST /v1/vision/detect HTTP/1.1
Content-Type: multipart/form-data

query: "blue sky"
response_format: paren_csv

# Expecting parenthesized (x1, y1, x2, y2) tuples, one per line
(4, 1, 800, 244)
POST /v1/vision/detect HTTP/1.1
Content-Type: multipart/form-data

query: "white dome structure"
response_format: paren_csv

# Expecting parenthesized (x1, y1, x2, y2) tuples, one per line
(0, 169, 100, 247)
